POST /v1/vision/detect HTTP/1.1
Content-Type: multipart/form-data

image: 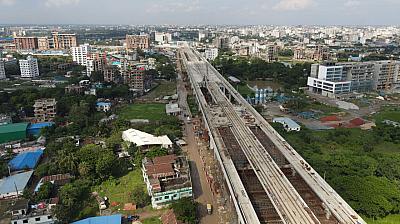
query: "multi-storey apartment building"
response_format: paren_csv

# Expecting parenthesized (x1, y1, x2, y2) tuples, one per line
(34, 98, 57, 122)
(103, 66, 120, 83)
(0, 60, 5, 79)
(19, 56, 40, 78)
(49, 32, 77, 49)
(71, 44, 91, 66)
(37, 37, 50, 50)
(142, 155, 192, 209)
(86, 52, 106, 76)
(14, 37, 38, 50)
(203, 48, 219, 61)
(308, 60, 400, 98)
(265, 45, 278, 62)
(126, 34, 150, 50)
(123, 69, 151, 91)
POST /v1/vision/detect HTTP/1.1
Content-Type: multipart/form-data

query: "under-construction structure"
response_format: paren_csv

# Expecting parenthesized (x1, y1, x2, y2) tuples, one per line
(179, 46, 366, 224)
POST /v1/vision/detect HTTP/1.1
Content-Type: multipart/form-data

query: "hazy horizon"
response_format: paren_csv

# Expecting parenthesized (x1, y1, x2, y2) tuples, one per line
(0, 0, 399, 26)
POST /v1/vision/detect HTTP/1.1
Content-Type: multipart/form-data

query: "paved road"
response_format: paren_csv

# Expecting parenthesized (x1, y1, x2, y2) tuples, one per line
(176, 64, 219, 223)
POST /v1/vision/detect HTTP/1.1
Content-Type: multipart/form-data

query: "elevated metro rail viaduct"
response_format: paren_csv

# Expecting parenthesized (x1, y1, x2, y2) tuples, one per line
(179, 46, 366, 224)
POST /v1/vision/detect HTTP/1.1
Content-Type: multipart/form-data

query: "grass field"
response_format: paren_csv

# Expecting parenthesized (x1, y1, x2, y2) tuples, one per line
(305, 102, 342, 115)
(235, 83, 254, 97)
(373, 109, 400, 123)
(93, 169, 146, 212)
(118, 103, 167, 121)
(142, 81, 176, 100)
(142, 217, 162, 224)
(364, 214, 400, 224)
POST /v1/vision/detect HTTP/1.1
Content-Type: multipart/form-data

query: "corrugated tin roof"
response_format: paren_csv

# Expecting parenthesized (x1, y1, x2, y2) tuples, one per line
(0, 123, 29, 134)
(0, 171, 34, 195)
(72, 214, 122, 224)
(27, 122, 55, 130)
(8, 149, 44, 171)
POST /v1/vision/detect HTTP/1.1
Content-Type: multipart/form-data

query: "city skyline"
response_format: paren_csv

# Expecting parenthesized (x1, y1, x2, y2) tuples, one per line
(0, 0, 399, 25)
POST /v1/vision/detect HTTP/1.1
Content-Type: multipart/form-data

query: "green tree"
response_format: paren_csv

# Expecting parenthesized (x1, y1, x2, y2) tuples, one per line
(171, 198, 198, 224)
(35, 182, 54, 202)
(54, 179, 91, 223)
(130, 187, 150, 208)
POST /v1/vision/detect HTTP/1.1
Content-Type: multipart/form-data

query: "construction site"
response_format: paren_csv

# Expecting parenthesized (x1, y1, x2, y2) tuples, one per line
(178, 46, 366, 224)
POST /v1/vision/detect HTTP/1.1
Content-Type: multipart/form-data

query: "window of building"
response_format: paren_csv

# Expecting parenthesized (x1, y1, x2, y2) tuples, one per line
(48, 215, 53, 219)
(23, 220, 28, 223)
(164, 195, 170, 200)
(35, 217, 41, 221)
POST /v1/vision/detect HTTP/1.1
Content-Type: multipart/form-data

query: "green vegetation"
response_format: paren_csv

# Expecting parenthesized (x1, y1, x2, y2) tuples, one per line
(142, 80, 177, 100)
(365, 214, 400, 224)
(118, 103, 167, 121)
(235, 83, 254, 97)
(373, 107, 400, 123)
(54, 179, 97, 223)
(274, 124, 400, 220)
(142, 217, 162, 224)
(213, 57, 311, 90)
(171, 198, 198, 224)
(93, 169, 146, 211)
(187, 95, 199, 117)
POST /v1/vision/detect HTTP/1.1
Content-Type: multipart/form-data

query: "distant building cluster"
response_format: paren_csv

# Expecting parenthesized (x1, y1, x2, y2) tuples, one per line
(14, 32, 77, 50)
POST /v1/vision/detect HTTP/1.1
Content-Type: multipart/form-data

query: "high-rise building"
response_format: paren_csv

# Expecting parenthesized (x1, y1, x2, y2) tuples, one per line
(71, 44, 91, 66)
(307, 60, 400, 98)
(14, 37, 38, 50)
(86, 52, 106, 76)
(126, 34, 150, 50)
(34, 98, 57, 122)
(265, 45, 278, 62)
(103, 66, 120, 83)
(19, 56, 39, 78)
(0, 60, 6, 79)
(123, 69, 151, 92)
(49, 32, 77, 49)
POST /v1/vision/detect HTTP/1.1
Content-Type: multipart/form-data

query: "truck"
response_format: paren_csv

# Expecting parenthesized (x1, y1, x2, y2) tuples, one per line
(207, 203, 212, 215)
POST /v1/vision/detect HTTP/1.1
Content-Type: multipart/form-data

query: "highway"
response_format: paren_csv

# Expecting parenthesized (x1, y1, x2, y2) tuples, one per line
(179, 46, 366, 224)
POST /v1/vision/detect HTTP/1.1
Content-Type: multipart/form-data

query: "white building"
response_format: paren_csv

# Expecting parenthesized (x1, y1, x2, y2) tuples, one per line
(273, 117, 301, 132)
(308, 61, 400, 98)
(203, 48, 219, 61)
(71, 44, 91, 66)
(122, 129, 173, 150)
(155, 32, 172, 44)
(0, 60, 5, 79)
(19, 56, 39, 78)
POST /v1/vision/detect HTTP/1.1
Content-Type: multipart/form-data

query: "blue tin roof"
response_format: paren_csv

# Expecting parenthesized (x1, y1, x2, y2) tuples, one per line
(0, 171, 34, 195)
(27, 122, 55, 130)
(8, 149, 44, 171)
(72, 214, 122, 224)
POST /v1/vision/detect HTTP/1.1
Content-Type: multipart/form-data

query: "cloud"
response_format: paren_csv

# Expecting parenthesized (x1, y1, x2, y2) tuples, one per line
(146, 0, 201, 13)
(45, 0, 80, 7)
(344, 0, 361, 7)
(0, 0, 16, 6)
(273, 0, 314, 11)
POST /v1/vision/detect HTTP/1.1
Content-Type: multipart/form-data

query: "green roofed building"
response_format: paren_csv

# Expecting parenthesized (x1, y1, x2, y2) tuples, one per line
(0, 123, 29, 144)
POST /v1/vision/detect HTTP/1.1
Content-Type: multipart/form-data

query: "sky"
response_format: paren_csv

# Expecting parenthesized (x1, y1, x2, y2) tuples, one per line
(0, 0, 399, 25)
